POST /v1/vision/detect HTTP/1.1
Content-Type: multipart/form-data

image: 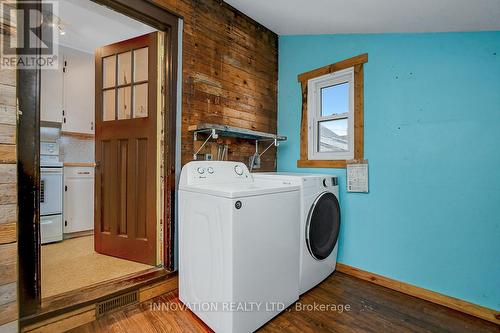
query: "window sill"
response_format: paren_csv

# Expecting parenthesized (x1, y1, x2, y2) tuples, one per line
(297, 159, 347, 168)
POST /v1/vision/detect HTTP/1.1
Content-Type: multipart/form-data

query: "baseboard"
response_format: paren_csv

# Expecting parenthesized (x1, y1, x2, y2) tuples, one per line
(336, 263, 500, 325)
(63, 230, 93, 240)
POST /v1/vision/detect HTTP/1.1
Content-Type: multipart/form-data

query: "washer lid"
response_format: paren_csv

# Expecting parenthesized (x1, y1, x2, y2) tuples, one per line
(179, 182, 299, 199)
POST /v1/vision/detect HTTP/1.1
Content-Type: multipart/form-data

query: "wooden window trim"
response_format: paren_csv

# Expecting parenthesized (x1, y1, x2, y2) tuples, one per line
(297, 53, 368, 168)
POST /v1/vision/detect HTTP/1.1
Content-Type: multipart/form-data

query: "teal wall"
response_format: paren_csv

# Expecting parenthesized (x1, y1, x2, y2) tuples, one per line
(278, 32, 500, 309)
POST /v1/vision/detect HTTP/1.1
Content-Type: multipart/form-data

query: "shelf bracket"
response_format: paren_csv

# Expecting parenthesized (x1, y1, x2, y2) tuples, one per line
(250, 138, 279, 172)
(193, 128, 218, 160)
(258, 138, 279, 158)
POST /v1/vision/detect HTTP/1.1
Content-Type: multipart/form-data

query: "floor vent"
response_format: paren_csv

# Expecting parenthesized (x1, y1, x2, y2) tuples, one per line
(96, 291, 139, 317)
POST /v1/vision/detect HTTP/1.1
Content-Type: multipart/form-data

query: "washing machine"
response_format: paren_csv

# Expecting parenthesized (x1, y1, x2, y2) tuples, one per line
(179, 162, 301, 333)
(252, 173, 341, 294)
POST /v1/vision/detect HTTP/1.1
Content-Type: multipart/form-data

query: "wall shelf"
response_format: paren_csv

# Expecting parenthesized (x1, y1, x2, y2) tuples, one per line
(188, 123, 286, 142)
(188, 123, 287, 161)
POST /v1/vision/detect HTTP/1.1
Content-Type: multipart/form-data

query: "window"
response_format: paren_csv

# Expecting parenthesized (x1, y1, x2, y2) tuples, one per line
(102, 47, 149, 121)
(308, 67, 354, 160)
(297, 54, 367, 168)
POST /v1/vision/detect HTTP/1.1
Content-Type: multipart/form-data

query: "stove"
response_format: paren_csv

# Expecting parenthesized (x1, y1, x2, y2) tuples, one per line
(40, 141, 63, 244)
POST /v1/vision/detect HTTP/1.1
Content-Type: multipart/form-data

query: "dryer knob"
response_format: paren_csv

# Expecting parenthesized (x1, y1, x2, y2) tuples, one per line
(197, 167, 205, 174)
(323, 178, 329, 187)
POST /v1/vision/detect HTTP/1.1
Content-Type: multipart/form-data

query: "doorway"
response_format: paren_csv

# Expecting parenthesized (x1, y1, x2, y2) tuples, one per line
(18, 0, 178, 316)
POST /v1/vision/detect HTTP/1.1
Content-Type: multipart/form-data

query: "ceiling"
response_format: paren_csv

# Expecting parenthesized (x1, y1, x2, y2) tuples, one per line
(224, 0, 500, 35)
(55, 0, 155, 53)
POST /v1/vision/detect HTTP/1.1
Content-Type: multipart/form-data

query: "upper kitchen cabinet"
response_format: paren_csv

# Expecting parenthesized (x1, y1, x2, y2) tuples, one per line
(62, 47, 95, 135)
(40, 57, 64, 123)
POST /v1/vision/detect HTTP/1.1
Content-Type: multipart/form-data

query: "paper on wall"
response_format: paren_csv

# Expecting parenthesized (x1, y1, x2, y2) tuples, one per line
(347, 161, 369, 193)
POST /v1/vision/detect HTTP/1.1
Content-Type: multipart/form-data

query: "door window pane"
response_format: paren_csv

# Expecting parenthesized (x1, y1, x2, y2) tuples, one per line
(103, 56, 116, 89)
(117, 51, 132, 85)
(133, 47, 148, 82)
(103, 90, 115, 121)
(318, 119, 348, 152)
(321, 82, 349, 117)
(117, 86, 131, 120)
(133, 83, 148, 118)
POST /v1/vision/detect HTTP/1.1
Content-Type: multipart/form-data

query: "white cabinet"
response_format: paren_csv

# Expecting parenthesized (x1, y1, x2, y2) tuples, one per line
(64, 166, 94, 234)
(40, 57, 63, 123)
(40, 46, 95, 132)
(62, 47, 95, 135)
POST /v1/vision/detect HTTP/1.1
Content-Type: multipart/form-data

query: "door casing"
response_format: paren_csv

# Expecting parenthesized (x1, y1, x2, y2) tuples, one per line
(17, 0, 179, 317)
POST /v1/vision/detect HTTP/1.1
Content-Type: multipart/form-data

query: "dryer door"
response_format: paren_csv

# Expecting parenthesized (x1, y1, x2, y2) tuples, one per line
(306, 192, 341, 260)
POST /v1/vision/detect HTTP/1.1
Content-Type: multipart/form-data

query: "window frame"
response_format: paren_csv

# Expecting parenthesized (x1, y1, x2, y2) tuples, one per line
(307, 67, 354, 161)
(297, 53, 367, 168)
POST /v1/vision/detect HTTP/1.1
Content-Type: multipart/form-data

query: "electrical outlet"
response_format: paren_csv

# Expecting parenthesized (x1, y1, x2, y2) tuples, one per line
(249, 155, 261, 169)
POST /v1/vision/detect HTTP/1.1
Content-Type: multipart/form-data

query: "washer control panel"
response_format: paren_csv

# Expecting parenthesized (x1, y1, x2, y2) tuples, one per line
(180, 161, 252, 186)
(234, 165, 244, 175)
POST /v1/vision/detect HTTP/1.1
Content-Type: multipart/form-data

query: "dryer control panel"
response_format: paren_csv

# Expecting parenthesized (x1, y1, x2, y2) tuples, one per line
(321, 177, 338, 188)
(180, 161, 252, 186)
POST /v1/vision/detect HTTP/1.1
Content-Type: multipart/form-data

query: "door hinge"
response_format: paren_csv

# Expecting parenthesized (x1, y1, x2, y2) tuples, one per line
(62, 110, 65, 116)
(63, 117, 66, 123)
(64, 220, 67, 227)
(65, 185, 67, 191)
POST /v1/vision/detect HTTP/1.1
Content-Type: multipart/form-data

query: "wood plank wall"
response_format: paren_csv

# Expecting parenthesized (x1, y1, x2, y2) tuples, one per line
(0, 1, 18, 332)
(154, 0, 279, 170)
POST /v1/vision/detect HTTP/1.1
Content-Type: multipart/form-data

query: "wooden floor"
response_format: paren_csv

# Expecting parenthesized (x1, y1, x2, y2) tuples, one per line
(70, 272, 499, 333)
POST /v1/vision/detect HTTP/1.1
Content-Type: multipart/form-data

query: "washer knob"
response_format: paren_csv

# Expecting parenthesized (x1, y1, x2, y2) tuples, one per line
(197, 167, 205, 174)
(234, 165, 244, 175)
(207, 167, 214, 174)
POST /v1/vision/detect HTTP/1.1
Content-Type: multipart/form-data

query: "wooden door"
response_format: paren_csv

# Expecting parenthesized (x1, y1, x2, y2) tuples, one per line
(95, 32, 159, 265)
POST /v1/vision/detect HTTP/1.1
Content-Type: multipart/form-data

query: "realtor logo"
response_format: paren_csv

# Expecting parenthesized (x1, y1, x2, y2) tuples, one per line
(1, 0, 59, 69)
